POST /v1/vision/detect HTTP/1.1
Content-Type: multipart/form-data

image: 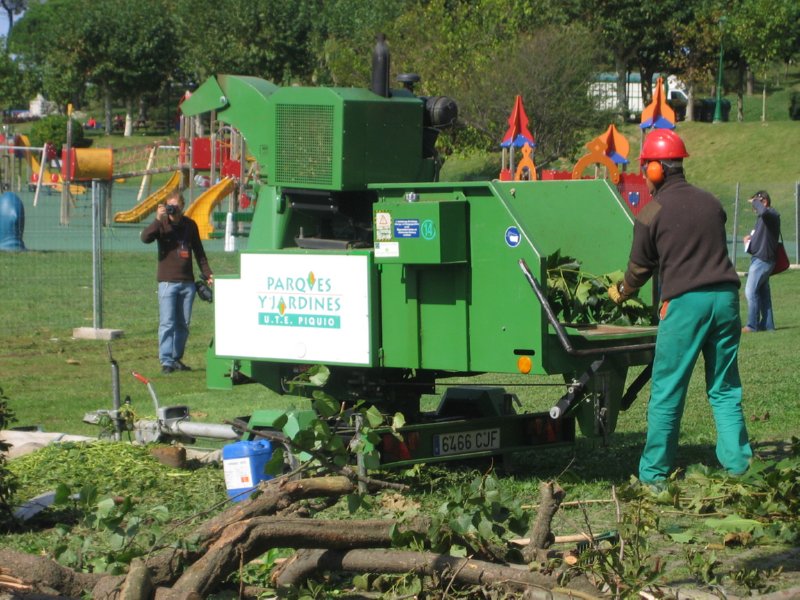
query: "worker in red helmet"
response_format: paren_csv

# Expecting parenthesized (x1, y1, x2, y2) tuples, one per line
(608, 128, 752, 487)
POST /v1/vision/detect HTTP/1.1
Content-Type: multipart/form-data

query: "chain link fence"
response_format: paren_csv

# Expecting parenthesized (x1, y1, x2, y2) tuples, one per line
(0, 180, 797, 339)
(0, 180, 230, 339)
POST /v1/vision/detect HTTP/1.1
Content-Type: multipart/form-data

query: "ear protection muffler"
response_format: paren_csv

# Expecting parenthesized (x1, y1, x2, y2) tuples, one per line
(645, 161, 664, 184)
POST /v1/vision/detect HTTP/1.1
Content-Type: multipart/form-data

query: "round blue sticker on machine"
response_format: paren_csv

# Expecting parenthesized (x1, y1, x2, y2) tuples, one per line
(505, 226, 521, 248)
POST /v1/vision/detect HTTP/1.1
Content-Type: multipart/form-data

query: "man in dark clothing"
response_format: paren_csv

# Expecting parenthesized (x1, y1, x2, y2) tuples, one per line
(141, 191, 212, 374)
(743, 190, 781, 332)
(608, 128, 752, 485)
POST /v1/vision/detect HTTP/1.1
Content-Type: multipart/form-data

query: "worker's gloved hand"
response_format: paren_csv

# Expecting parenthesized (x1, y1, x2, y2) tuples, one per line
(607, 281, 631, 305)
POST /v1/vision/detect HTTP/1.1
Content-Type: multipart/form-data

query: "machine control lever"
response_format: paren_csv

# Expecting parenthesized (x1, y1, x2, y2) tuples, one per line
(549, 358, 605, 420)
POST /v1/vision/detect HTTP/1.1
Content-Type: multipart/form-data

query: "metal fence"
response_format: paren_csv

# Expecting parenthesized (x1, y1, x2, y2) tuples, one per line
(0, 179, 231, 339)
(0, 180, 797, 339)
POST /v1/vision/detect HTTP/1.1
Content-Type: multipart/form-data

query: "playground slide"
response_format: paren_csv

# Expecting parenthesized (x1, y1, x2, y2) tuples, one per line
(113, 171, 183, 223)
(183, 177, 236, 240)
(18, 134, 86, 195)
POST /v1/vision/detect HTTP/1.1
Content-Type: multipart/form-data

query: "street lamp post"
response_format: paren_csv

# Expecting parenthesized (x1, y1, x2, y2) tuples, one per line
(713, 18, 726, 123)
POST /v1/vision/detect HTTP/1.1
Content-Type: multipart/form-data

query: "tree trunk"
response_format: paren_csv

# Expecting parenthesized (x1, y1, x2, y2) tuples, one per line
(522, 481, 565, 564)
(272, 548, 597, 599)
(614, 55, 627, 118)
(0, 548, 102, 597)
(104, 87, 113, 135)
(737, 60, 746, 122)
(746, 66, 754, 96)
(125, 99, 134, 137)
(138, 96, 147, 130)
(686, 84, 695, 122)
(0, 475, 597, 600)
(171, 516, 427, 596)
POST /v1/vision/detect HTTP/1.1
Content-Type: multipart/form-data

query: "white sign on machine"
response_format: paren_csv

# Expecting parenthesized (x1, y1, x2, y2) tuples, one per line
(215, 253, 372, 365)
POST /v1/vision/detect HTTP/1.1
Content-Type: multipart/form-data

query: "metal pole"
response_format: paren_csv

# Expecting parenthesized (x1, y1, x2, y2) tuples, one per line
(91, 180, 103, 329)
(109, 344, 122, 441)
(731, 183, 740, 266)
(795, 181, 799, 265)
(713, 19, 725, 123)
(210, 110, 217, 189)
(61, 109, 73, 225)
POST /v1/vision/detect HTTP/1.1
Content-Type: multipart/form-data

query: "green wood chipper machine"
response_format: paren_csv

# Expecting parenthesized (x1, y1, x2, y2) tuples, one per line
(179, 39, 658, 467)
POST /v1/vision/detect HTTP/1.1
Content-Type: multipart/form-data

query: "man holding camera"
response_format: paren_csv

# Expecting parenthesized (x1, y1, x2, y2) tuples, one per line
(141, 190, 213, 374)
(743, 190, 781, 332)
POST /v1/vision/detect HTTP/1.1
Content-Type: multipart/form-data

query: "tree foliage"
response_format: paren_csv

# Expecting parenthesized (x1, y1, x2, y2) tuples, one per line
(174, 0, 320, 86)
(454, 25, 605, 166)
(727, 0, 800, 121)
(4, 0, 800, 145)
(0, 49, 26, 110)
(29, 115, 85, 154)
(8, 0, 87, 110)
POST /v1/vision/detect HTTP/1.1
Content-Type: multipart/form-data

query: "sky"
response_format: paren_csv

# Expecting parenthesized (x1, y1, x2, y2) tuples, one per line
(1, 9, 24, 41)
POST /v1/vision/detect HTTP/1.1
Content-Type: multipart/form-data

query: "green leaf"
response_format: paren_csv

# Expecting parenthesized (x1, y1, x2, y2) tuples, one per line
(665, 527, 697, 543)
(271, 412, 288, 430)
(307, 364, 331, 387)
(79, 484, 98, 506)
(450, 513, 474, 535)
(704, 514, 763, 534)
(96, 497, 116, 518)
(54, 483, 72, 505)
(449, 544, 468, 557)
(347, 493, 365, 513)
(109, 531, 126, 550)
(265, 447, 286, 476)
(363, 450, 381, 471)
(391, 412, 406, 431)
(364, 405, 384, 428)
(149, 505, 170, 523)
(312, 394, 339, 418)
(575, 280, 592, 304)
(352, 574, 370, 591)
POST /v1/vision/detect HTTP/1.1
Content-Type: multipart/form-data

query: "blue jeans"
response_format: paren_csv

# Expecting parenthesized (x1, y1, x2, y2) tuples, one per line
(158, 281, 195, 367)
(744, 257, 775, 331)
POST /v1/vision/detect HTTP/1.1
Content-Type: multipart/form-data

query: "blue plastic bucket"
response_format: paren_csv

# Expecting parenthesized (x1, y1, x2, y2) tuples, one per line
(222, 439, 274, 501)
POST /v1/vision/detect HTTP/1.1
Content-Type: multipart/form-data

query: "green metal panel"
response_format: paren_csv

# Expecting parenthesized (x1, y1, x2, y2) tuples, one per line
(180, 75, 279, 172)
(374, 200, 467, 264)
(417, 265, 470, 370)
(373, 179, 654, 377)
(379, 263, 469, 370)
(379, 264, 420, 368)
(266, 87, 425, 191)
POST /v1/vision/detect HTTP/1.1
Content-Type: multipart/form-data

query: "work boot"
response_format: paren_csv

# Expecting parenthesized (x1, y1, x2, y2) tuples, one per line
(174, 361, 192, 371)
(161, 364, 175, 374)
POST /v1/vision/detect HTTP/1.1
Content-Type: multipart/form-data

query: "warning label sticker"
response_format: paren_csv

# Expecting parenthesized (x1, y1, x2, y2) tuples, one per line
(376, 212, 392, 241)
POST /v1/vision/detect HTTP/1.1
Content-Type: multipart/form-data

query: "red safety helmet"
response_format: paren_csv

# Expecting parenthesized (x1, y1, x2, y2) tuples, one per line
(639, 129, 689, 163)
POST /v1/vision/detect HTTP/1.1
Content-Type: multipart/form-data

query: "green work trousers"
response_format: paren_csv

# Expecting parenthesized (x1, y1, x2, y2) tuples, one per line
(639, 283, 752, 483)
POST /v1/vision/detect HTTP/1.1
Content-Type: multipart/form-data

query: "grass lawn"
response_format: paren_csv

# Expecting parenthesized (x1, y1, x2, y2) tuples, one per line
(1, 79, 799, 596)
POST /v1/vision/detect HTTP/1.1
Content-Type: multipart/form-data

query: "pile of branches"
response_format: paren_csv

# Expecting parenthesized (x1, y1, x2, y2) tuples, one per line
(0, 474, 600, 599)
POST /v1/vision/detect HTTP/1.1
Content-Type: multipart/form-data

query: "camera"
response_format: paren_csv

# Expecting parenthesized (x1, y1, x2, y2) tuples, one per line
(166, 204, 178, 216)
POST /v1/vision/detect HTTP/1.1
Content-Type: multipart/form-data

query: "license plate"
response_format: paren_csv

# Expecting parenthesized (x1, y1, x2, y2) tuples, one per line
(433, 428, 500, 456)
